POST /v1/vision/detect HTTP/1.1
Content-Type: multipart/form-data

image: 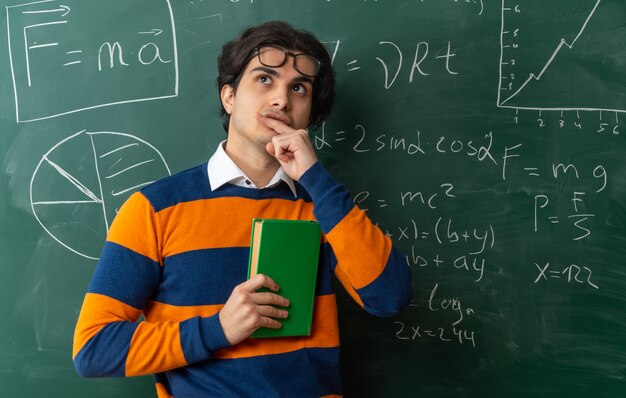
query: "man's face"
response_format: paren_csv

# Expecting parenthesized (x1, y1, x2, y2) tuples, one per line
(221, 47, 315, 147)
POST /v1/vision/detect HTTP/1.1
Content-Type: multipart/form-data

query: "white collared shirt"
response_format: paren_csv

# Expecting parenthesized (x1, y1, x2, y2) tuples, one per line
(207, 140, 298, 198)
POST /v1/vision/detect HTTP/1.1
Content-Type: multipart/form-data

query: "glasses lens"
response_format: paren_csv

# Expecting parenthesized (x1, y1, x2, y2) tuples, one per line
(294, 54, 321, 77)
(257, 47, 286, 67)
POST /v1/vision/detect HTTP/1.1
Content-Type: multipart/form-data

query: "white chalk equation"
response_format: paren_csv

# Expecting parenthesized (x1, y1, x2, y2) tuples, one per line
(532, 262, 599, 289)
(6, 0, 179, 123)
(30, 130, 171, 260)
(395, 284, 477, 347)
(322, 39, 460, 90)
(497, 0, 626, 114)
(352, 186, 495, 283)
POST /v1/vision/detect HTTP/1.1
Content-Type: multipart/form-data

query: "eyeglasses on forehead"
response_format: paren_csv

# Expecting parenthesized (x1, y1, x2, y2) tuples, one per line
(253, 46, 322, 77)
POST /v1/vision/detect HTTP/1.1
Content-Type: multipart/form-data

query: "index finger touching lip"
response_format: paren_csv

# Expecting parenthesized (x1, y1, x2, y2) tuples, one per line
(256, 112, 293, 133)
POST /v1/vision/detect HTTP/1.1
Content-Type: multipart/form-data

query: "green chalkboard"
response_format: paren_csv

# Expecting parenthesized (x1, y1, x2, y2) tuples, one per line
(1, 0, 625, 397)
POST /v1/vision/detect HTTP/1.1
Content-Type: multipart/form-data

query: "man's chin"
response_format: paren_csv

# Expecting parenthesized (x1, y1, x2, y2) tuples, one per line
(258, 129, 278, 142)
(255, 134, 277, 148)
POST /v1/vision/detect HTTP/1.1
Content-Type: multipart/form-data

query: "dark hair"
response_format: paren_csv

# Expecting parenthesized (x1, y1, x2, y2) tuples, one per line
(217, 21, 336, 133)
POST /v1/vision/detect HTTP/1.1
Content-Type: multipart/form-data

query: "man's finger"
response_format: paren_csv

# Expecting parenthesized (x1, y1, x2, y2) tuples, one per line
(253, 291, 290, 307)
(257, 304, 289, 319)
(271, 138, 291, 162)
(265, 142, 292, 164)
(266, 142, 276, 157)
(256, 112, 295, 135)
(258, 316, 283, 330)
(240, 273, 280, 292)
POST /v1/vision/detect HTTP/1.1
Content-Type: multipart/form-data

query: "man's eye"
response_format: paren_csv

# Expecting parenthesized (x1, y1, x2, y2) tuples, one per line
(293, 84, 307, 94)
(257, 75, 271, 84)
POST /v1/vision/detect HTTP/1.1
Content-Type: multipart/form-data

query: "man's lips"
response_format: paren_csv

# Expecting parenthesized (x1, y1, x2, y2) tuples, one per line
(260, 111, 291, 127)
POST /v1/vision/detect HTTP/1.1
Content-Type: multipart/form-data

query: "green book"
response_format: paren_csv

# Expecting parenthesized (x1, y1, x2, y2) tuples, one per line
(247, 218, 322, 338)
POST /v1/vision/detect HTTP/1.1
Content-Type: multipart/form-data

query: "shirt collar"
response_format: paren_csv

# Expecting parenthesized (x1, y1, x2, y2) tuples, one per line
(207, 139, 298, 198)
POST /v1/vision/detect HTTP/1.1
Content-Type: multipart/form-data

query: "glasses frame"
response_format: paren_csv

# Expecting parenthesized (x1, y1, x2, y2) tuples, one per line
(253, 46, 322, 77)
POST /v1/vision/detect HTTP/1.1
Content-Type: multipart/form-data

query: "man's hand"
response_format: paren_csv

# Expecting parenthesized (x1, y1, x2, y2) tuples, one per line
(257, 113, 318, 181)
(218, 274, 290, 345)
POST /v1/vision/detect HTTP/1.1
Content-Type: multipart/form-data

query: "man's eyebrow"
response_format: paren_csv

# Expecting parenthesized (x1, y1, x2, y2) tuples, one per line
(250, 66, 280, 77)
(292, 75, 315, 86)
(250, 66, 314, 85)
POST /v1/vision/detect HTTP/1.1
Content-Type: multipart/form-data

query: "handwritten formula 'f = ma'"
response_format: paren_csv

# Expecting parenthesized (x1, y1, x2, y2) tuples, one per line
(5, 0, 179, 123)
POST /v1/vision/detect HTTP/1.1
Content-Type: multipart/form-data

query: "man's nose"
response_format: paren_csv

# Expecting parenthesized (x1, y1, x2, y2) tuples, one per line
(270, 86, 290, 110)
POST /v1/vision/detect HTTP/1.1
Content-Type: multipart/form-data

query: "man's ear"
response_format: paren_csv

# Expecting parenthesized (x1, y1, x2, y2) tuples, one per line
(220, 84, 235, 114)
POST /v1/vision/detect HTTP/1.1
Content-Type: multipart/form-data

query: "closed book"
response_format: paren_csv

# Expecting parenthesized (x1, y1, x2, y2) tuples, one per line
(247, 218, 321, 338)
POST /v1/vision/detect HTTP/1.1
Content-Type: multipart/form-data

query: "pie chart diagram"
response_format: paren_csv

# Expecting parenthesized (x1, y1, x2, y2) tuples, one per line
(30, 130, 171, 260)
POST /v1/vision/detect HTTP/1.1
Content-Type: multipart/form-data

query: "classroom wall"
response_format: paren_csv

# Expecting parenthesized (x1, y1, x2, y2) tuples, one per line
(1, 0, 625, 396)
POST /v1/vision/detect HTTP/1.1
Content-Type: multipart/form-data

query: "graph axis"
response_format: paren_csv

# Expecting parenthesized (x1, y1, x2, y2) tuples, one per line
(496, 0, 626, 115)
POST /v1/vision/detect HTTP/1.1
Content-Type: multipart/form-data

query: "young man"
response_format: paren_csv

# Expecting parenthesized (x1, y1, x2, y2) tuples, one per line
(73, 21, 412, 397)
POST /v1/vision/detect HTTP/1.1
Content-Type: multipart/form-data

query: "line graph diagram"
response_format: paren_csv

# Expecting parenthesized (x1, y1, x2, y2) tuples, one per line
(497, 0, 626, 114)
(30, 130, 171, 260)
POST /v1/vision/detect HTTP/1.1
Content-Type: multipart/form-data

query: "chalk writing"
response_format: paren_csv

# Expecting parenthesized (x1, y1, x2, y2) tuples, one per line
(394, 322, 477, 347)
(317, 124, 510, 172)
(30, 130, 171, 260)
(5, 0, 178, 122)
(407, 251, 487, 282)
(323, 0, 484, 16)
(498, 0, 626, 116)
(533, 262, 599, 289)
(394, 283, 477, 347)
(513, 109, 622, 136)
(376, 40, 459, 89)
